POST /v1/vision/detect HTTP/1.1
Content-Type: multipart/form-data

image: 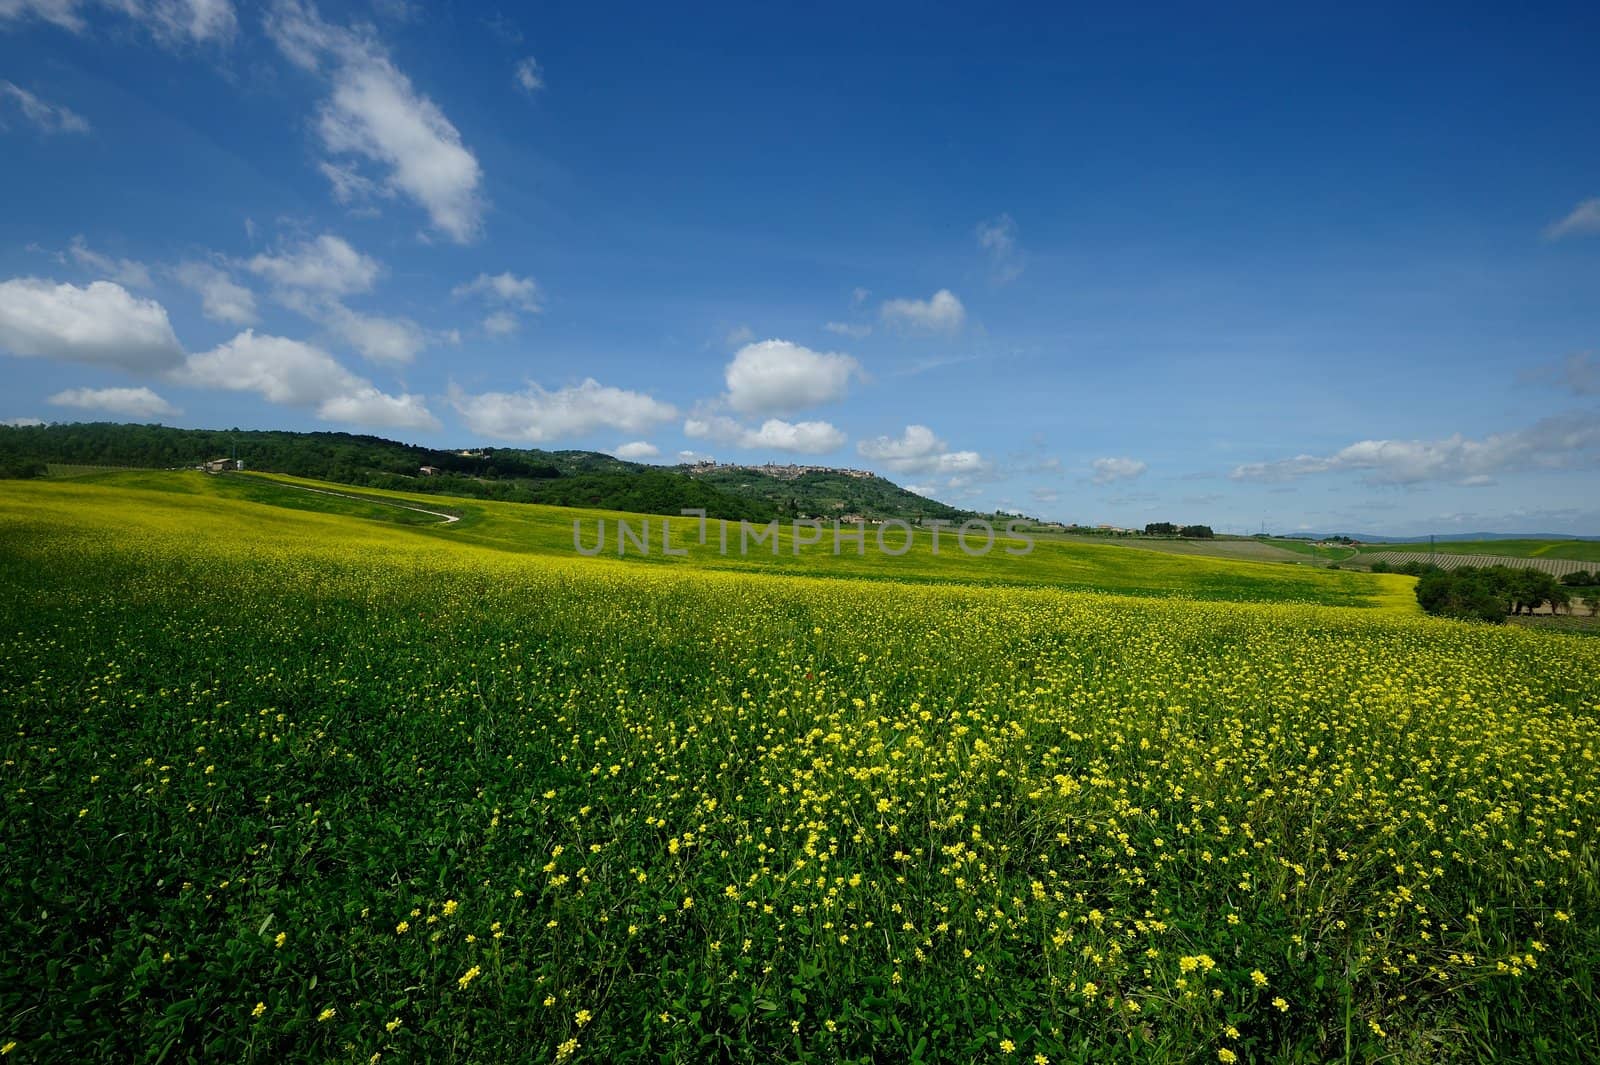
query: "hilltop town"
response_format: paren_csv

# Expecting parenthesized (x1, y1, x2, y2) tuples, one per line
(681, 459, 877, 480)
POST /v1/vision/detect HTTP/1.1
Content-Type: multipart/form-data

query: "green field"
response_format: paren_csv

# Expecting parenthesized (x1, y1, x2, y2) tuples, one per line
(2, 474, 1596, 1063)
(1353, 539, 1600, 562)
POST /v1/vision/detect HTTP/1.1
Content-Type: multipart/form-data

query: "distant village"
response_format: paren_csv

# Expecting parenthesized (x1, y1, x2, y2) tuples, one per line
(682, 460, 877, 481)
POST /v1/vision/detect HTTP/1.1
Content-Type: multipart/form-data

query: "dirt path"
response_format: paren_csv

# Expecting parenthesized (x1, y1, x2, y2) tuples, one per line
(244, 476, 461, 525)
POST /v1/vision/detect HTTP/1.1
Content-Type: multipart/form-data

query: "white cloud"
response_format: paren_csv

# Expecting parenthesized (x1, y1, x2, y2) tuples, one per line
(316, 387, 437, 430)
(67, 236, 151, 288)
(1090, 456, 1148, 485)
(723, 339, 861, 416)
(0, 0, 235, 42)
(481, 310, 518, 336)
(244, 235, 425, 363)
(318, 300, 426, 363)
(266, 0, 485, 242)
(1544, 198, 1600, 241)
(684, 414, 846, 455)
(49, 385, 178, 418)
(453, 271, 540, 310)
(975, 213, 1025, 282)
(514, 56, 543, 93)
(856, 424, 984, 477)
(1230, 414, 1600, 485)
(0, 278, 184, 370)
(725, 323, 754, 347)
(173, 329, 438, 430)
(614, 440, 658, 460)
(823, 321, 871, 338)
(0, 80, 90, 133)
(172, 261, 257, 325)
(246, 234, 380, 295)
(450, 378, 677, 443)
(740, 418, 845, 453)
(455, 271, 540, 336)
(880, 289, 965, 333)
(318, 159, 386, 205)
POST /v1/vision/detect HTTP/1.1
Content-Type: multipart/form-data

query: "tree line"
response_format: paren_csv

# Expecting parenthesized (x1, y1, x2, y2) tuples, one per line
(1371, 558, 1600, 622)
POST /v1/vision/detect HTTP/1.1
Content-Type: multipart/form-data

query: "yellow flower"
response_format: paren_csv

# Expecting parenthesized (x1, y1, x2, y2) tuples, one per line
(1034, 1056, 1050, 1065)
(273, 932, 286, 949)
(1219, 1051, 1237, 1064)
(251, 1001, 266, 1019)
(317, 1008, 336, 1023)
(1251, 969, 1268, 987)
(1273, 996, 1289, 1012)
(458, 965, 482, 990)
(555, 1038, 580, 1061)
(999, 1037, 1016, 1053)
(574, 1009, 593, 1027)
(682, 896, 694, 909)
(385, 1017, 403, 1034)
(442, 899, 458, 916)
(395, 920, 409, 934)
(1, 1042, 15, 1055)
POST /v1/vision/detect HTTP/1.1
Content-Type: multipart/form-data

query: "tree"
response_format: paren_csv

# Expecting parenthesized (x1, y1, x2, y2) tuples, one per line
(1179, 524, 1215, 539)
(1145, 522, 1178, 536)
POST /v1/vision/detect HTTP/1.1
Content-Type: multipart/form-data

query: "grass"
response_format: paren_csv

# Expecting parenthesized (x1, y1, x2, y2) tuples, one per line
(3, 470, 1418, 610)
(1, 474, 1595, 1063)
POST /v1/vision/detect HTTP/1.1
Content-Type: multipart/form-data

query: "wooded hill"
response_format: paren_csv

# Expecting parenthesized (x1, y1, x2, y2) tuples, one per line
(0, 422, 975, 524)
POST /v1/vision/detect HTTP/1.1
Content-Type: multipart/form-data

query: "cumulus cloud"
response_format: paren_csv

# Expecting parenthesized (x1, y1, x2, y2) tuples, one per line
(172, 261, 257, 325)
(455, 271, 540, 336)
(266, 0, 485, 242)
(975, 213, 1024, 283)
(856, 424, 985, 476)
(0, 80, 90, 133)
(245, 235, 424, 363)
(173, 329, 438, 430)
(454, 271, 540, 310)
(49, 385, 178, 418)
(0, 278, 184, 370)
(450, 378, 677, 443)
(514, 56, 543, 93)
(246, 234, 380, 295)
(723, 339, 861, 416)
(1544, 198, 1600, 241)
(1230, 414, 1600, 485)
(1090, 456, 1148, 485)
(67, 236, 151, 288)
(880, 289, 965, 333)
(614, 440, 659, 460)
(0, 0, 235, 42)
(684, 414, 846, 454)
(317, 300, 426, 363)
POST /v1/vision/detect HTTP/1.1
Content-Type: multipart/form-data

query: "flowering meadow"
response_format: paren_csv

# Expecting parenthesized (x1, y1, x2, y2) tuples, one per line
(1, 474, 1597, 1063)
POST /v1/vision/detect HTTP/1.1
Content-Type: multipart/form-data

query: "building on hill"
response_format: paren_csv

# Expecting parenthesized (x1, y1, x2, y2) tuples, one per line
(202, 458, 241, 473)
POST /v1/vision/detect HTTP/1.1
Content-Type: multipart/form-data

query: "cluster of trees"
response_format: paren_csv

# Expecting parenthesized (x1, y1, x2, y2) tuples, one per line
(1390, 561, 1600, 622)
(1144, 522, 1215, 538)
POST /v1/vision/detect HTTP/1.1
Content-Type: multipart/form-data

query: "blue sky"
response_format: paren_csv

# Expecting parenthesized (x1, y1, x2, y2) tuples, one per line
(2, 1, 1598, 535)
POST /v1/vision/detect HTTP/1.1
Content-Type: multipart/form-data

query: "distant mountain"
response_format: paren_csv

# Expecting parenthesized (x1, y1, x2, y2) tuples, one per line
(0, 421, 972, 525)
(1290, 531, 1600, 543)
